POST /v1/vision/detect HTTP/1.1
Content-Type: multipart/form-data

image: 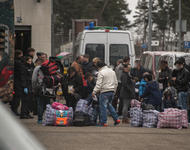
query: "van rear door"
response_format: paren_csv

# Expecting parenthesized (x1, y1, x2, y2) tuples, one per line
(82, 32, 107, 62)
(107, 32, 134, 66)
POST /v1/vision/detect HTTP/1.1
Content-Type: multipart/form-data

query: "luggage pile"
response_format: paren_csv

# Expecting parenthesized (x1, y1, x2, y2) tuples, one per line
(130, 100, 188, 129)
(43, 102, 73, 126)
(43, 100, 97, 127)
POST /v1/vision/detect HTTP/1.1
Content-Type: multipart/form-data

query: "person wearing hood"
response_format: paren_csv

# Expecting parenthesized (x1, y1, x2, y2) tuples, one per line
(172, 60, 189, 110)
(140, 74, 162, 111)
(139, 72, 150, 97)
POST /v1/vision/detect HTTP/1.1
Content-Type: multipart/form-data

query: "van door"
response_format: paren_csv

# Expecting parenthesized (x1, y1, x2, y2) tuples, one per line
(83, 32, 107, 62)
(107, 32, 133, 66)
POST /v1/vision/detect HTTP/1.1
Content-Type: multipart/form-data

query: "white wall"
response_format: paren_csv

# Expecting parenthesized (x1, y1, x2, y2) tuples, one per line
(14, 0, 52, 57)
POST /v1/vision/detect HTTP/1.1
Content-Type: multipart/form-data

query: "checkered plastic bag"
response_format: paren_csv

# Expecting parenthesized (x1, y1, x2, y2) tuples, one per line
(181, 110, 188, 128)
(157, 108, 182, 129)
(143, 110, 159, 128)
(43, 104, 56, 126)
(75, 99, 89, 114)
(75, 99, 96, 121)
(131, 99, 141, 108)
(130, 107, 143, 127)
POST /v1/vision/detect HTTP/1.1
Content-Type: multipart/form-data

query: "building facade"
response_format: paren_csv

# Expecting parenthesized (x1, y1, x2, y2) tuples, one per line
(14, 0, 52, 56)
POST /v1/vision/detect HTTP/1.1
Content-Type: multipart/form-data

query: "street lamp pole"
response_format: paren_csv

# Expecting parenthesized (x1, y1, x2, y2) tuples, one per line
(148, 0, 152, 51)
(178, 0, 182, 51)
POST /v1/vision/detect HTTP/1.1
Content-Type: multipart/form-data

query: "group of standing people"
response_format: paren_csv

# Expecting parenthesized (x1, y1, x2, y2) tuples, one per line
(11, 49, 190, 126)
(11, 48, 48, 120)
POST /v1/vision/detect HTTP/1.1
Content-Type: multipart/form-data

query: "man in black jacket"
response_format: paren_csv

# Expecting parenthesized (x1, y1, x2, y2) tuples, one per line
(11, 50, 25, 116)
(20, 56, 34, 119)
(82, 54, 93, 75)
(172, 60, 189, 110)
(120, 64, 135, 123)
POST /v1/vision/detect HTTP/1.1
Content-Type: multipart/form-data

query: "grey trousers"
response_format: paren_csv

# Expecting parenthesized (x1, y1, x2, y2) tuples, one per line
(122, 99, 131, 119)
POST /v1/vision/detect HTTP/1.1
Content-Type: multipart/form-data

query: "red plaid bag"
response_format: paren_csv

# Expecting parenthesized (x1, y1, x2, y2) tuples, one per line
(131, 99, 141, 108)
(157, 108, 182, 129)
(181, 110, 188, 128)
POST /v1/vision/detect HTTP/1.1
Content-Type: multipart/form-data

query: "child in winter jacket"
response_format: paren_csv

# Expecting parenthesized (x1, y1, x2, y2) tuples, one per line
(139, 72, 149, 97)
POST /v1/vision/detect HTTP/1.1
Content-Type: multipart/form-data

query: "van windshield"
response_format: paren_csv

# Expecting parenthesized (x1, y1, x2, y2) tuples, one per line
(85, 44, 105, 61)
(110, 44, 129, 65)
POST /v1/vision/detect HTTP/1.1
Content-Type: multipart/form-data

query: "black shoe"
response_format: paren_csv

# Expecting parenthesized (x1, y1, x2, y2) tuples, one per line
(20, 115, 29, 119)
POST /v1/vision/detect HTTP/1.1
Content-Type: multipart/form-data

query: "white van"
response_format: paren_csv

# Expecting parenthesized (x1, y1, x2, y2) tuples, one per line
(73, 28, 135, 67)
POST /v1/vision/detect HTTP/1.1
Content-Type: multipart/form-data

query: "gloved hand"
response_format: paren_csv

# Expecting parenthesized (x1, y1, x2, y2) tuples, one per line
(24, 88, 28, 94)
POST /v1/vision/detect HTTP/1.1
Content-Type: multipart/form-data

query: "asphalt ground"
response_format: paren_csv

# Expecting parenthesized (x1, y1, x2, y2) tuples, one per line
(20, 117, 190, 150)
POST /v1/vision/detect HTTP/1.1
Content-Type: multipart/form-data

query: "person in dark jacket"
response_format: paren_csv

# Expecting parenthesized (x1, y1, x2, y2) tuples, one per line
(120, 64, 135, 123)
(64, 67, 84, 110)
(158, 60, 172, 91)
(20, 56, 34, 119)
(82, 54, 93, 75)
(11, 50, 24, 116)
(140, 74, 162, 111)
(172, 60, 189, 110)
(131, 60, 146, 82)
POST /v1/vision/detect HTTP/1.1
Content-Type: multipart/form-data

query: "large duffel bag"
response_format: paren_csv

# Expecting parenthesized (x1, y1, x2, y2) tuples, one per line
(130, 107, 143, 127)
(54, 108, 73, 126)
(43, 104, 56, 126)
(143, 110, 159, 128)
(157, 108, 182, 129)
(131, 99, 141, 108)
(73, 112, 96, 126)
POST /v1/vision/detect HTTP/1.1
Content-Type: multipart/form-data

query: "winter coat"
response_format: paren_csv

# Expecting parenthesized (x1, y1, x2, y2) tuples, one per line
(158, 67, 172, 90)
(163, 86, 177, 109)
(173, 68, 189, 92)
(32, 65, 44, 95)
(115, 63, 124, 83)
(22, 63, 34, 94)
(131, 66, 146, 82)
(141, 81, 162, 106)
(93, 66, 118, 94)
(139, 79, 147, 97)
(120, 72, 135, 99)
(14, 57, 26, 95)
(65, 73, 84, 98)
(82, 61, 93, 75)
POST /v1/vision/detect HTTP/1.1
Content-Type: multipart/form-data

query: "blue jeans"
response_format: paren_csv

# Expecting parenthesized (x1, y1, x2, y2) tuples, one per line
(178, 92, 188, 110)
(37, 95, 50, 121)
(99, 92, 118, 124)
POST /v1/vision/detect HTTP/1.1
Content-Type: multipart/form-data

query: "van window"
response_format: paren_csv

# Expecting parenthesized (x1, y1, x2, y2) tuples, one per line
(155, 55, 160, 71)
(85, 44, 105, 61)
(141, 54, 148, 67)
(109, 44, 129, 65)
(147, 55, 153, 71)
